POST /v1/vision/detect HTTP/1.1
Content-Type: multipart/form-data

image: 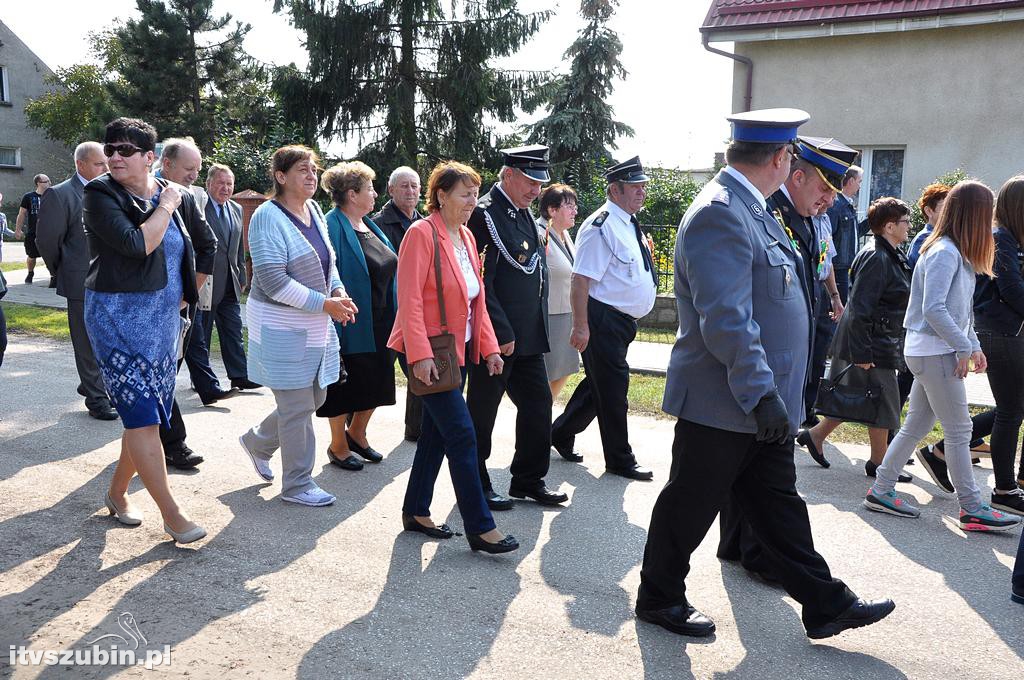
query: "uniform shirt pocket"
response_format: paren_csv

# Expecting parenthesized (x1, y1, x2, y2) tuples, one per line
(764, 244, 797, 300)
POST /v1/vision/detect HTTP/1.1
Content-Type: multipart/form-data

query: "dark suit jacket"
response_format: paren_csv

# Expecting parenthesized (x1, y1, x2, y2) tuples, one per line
(36, 175, 89, 300)
(204, 198, 245, 304)
(767, 188, 817, 314)
(826, 194, 859, 268)
(371, 200, 420, 255)
(468, 184, 549, 356)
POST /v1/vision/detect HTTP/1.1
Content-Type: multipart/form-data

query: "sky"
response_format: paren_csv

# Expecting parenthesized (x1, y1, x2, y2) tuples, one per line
(1, 1, 734, 170)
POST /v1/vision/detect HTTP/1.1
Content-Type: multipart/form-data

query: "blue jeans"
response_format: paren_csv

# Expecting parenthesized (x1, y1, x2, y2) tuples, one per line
(402, 367, 496, 535)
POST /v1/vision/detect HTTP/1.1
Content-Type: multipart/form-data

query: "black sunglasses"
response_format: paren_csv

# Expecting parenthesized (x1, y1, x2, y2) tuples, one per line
(103, 143, 146, 158)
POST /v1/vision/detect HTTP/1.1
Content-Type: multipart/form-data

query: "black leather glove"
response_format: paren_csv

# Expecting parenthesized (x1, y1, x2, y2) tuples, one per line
(752, 390, 790, 444)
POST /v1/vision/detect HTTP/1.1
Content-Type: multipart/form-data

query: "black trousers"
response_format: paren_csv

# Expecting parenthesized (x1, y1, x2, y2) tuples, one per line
(159, 310, 193, 455)
(184, 306, 225, 398)
(979, 331, 1024, 488)
(197, 293, 248, 381)
(551, 298, 638, 471)
(466, 352, 552, 491)
(638, 418, 855, 630)
(67, 298, 110, 411)
(804, 283, 836, 424)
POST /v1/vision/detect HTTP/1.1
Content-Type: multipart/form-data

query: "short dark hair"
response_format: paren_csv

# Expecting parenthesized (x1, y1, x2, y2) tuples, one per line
(724, 140, 788, 167)
(539, 183, 578, 220)
(425, 161, 481, 214)
(842, 165, 863, 187)
(268, 145, 321, 199)
(104, 117, 157, 151)
(867, 197, 911, 235)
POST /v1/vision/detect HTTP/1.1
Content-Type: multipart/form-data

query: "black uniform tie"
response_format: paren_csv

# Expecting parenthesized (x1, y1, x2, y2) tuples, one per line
(631, 215, 658, 288)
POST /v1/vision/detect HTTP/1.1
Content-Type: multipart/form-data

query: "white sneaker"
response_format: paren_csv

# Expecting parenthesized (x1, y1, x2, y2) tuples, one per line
(239, 435, 274, 482)
(282, 484, 335, 507)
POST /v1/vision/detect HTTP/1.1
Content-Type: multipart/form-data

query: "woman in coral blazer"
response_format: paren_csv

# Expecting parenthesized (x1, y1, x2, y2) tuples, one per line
(388, 161, 519, 554)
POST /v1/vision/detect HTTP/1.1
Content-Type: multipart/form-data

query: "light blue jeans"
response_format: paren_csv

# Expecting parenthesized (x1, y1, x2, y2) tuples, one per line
(873, 352, 983, 512)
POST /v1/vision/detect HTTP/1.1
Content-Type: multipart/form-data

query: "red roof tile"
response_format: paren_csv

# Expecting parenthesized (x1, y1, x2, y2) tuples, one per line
(702, 0, 1024, 33)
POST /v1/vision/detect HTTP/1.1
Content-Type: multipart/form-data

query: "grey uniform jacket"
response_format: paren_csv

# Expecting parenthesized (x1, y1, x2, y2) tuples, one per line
(204, 198, 246, 304)
(662, 169, 812, 434)
(36, 176, 88, 300)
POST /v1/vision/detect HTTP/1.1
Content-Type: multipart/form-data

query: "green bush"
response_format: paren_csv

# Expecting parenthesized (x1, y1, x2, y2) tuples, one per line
(908, 168, 970, 239)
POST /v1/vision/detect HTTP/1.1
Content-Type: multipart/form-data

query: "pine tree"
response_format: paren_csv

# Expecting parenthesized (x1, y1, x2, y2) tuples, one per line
(528, 0, 634, 183)
(272, 0, 552, 172)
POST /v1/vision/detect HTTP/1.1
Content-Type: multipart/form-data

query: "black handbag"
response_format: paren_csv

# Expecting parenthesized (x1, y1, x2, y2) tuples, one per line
(813, 363, 881, 424)
(407, 225, 461, 396)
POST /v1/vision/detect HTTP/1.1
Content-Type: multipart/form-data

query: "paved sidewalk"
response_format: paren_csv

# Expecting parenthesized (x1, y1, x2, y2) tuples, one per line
(0, 334, 1021, 679)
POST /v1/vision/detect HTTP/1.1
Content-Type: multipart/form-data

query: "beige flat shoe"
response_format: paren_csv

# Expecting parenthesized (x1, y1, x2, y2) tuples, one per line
(105, 492, 143, 526)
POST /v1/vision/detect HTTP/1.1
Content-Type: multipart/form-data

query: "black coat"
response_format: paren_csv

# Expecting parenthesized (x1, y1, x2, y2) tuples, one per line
(83, 174, 217, 304)
(371, 200, 420, 255)
(830, 236, 911, 369)
(767, 189, 818, 314)
(974, 226, 1024, 336)
(468, 184, 549, 356)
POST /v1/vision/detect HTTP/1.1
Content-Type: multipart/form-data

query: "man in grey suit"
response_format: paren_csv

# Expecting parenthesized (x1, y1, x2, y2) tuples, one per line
(189, 163, 258, 394)
(36, 142, 117, 420)
(635, 109, 894, 641)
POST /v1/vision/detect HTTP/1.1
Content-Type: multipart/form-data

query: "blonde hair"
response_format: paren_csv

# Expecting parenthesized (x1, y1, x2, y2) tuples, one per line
(320, 161, 376, 208)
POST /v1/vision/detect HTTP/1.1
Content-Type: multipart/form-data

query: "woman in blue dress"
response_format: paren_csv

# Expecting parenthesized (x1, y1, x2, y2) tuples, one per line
(84, 118, 215, 544)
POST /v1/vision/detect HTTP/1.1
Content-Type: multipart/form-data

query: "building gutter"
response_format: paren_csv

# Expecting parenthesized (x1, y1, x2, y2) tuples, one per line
(701, 34, 753, 113)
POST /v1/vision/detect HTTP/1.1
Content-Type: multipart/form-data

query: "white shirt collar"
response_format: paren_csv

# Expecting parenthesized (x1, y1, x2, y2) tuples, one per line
(605, 200, 633, 225)
(779, 182, 794, 207)
(495, 182, 519, 211)
(844, 192, 857, 208)
(76, 173, 88, 186)
(722, 166, 766, 210)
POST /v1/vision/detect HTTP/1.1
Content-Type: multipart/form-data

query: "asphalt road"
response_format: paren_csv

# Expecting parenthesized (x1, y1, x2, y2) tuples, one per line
(0, 335, 1021, 679)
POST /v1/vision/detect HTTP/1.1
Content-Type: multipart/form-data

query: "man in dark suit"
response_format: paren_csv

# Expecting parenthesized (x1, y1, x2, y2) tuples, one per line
(825, 165, 863, 304)
(36, 142, 117, 420)
(467, 145, 568, 510)
(188, 163, 258, 395)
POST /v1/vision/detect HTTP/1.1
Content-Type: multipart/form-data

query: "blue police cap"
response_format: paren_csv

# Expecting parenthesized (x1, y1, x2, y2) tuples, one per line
(501, 144, 551, 182)
(795, 135, 858, 193)
(728, 108, 810, 144)
(605, 156, 649, 184)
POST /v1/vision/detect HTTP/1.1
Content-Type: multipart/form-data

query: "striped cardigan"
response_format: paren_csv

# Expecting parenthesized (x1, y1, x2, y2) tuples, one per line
(246, 199, 344, 390)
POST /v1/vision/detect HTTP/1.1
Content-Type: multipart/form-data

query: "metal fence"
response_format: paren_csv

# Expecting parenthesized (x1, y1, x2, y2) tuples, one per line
(645, 223, 678, 294)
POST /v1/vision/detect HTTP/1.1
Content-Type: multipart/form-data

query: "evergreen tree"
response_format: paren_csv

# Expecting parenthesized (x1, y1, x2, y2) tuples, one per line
(528, 0, 634, 183)
(102, 0, 253, 147)
(272, 0, 552, 172)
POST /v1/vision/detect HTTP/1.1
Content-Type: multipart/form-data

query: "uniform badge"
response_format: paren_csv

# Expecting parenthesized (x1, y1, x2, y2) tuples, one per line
(750, 203, 763, 216)
(508, 208, 517, 220)
(518, 253, 527, 264)
(521, 240, 529, 250)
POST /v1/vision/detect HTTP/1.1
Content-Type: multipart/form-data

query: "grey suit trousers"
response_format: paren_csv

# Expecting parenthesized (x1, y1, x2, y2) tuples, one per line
(242, 384, 327, 497)
(67, 299, 110, 411)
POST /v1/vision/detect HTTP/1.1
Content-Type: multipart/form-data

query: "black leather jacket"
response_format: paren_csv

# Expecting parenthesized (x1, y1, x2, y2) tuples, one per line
(974, 226, 1024, 336)
(83, 174, 217, 303)
(830, 236, 912, 369)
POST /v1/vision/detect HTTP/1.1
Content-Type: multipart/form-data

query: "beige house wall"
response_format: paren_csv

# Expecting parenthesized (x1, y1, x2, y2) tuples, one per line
(730, 21, 1024, 204)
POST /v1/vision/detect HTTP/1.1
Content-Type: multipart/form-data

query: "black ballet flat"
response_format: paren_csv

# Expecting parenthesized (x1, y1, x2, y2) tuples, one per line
(467, 532, 519, 554)
(327, 447, 364, 471)
(402, 514, 459, 539)
(346, 432, 384, 463)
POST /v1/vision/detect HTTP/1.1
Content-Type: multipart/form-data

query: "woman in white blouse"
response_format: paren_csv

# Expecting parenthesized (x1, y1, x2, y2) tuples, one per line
(538, 184, 580, 400)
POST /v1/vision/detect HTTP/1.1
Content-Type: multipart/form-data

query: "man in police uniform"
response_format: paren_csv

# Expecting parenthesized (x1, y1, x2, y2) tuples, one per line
(550, 157, 657, 481)
(635, 110, 894, 640)
(467, 145, 569, 510)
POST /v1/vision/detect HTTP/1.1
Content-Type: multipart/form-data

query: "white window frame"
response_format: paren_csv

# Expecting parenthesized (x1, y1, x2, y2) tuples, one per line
(0, 146, 22, 168)
(856, 146, 906, 217)
(0, 65, 9, 104)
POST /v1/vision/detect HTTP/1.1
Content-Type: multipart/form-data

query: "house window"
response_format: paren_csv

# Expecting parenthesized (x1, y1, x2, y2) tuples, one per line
(0, 66, 8, 103)
(0, 146, 21, 168)
(856, 147, 906, 216)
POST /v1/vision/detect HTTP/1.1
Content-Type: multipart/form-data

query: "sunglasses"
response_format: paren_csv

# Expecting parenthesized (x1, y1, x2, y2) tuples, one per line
(103, 143, 146, 158)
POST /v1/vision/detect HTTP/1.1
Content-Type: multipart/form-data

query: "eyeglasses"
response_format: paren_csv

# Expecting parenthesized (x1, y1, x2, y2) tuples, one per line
(103, 143, 146, 158)
(897, 218, 912, 225)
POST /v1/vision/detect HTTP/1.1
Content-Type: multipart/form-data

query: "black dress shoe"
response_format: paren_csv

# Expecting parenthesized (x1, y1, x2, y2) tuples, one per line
(88, 406, 119, 421)
(402, 514, 460, 539)
(797, 429, 830, 468)
(484, 489, 514, 511)
(865, 459, 912, 484)
(805, 598, 895, 639)
(607, 464, 654, 481)
(200, 386, 239, 406)
(552, 439, 583, 462)
(165, 447, 204, 469)
(327, 447, 363, 471)
(635, 603, 716, 637)
(77, 385, 88, 397)
(509, 484, 568, 505)
(346, 432, 384, 463)
(404, 430, 420, 443)
(467, 532, 519, 553)
(230, 378, 262, 390)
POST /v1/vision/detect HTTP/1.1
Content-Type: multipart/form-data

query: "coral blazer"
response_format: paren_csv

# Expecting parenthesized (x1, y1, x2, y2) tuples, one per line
(388, 212, 500, 366)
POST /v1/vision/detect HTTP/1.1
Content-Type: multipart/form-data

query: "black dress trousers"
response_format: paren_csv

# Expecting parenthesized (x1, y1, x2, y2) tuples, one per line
(551, 297, 638, 472)
(638, 418, 855, 630)
(466, 352, 553, 492)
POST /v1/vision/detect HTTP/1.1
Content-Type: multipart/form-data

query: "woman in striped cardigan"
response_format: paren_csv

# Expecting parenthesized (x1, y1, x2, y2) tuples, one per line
(239, 146, 358, 507)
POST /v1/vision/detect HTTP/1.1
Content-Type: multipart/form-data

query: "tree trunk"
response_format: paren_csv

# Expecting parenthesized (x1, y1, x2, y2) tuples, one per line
(396, 0, 418, 164)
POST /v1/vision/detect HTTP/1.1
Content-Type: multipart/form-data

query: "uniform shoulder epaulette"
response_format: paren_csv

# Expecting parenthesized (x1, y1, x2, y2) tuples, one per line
(711, 187, 731, 206)
(592, 210, 610, 227)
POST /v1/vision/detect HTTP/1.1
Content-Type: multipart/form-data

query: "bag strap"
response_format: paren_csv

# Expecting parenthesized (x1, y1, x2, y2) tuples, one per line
(827, 363, 857, 385)
(431, 224, 449, 332)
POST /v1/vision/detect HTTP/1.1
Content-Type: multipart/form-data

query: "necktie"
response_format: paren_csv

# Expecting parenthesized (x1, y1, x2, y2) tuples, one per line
(631, 215, 658, 287)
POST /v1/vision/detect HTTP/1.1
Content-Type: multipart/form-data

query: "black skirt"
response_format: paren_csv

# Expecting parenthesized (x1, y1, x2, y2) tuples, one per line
(316, 317, 397, 417)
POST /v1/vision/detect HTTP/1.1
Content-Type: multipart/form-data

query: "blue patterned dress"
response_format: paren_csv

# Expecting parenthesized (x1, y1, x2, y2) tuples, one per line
(85, 195, 185, 429)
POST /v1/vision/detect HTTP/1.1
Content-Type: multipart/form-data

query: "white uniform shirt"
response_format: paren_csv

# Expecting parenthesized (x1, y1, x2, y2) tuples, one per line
(572, 200, 657, 319)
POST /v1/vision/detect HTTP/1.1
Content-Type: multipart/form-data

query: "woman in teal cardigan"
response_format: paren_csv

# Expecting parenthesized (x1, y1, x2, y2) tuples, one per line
(315, 161, 399, 471)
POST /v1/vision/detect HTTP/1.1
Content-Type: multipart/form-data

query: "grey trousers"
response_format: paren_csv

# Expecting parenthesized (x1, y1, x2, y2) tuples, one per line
(243, 383, 327, 497)
(68, 299, 110, 411)
(874, 352, 983, 512)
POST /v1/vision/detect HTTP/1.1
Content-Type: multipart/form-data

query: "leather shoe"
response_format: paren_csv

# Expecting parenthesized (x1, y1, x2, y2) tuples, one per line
(467, 532, 519, 553)
(231, 378, 262, 390)
(552, 439, 583, 462)
(865, 459, 912, 484)
(606, 464, 654, 481)
(346, 432, 384, 463)
(165, 447, 204, 469)
(402, 514, 460, 539)
(485, 489, 514, 511)
(805, 598, 895, 639)
(88, 406, 119, 421)
(200, 386, 239, 406)
(77, 385, 88, 397)
(509, 484, 568, 506)
(635, 603, 716, 637)
(797, 429, 829, 468)
(327, 447, 364, 471)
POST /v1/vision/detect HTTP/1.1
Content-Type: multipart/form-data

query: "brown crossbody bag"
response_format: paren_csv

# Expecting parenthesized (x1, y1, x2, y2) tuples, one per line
(407, 225, 461, 396)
